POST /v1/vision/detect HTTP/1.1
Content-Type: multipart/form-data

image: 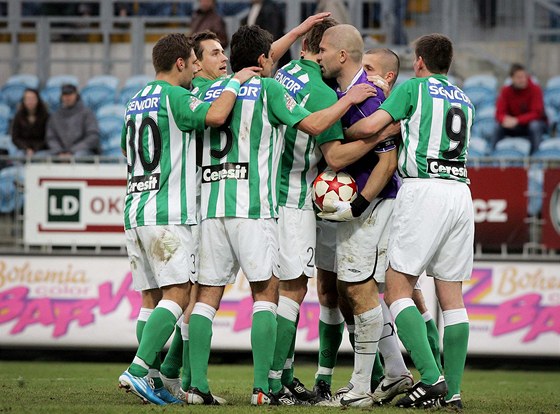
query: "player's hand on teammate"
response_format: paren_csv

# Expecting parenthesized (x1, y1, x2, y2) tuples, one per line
(292, 12, 332, 37)
(232, 67, 262, 84)
(367, 75, 390, 96)
(344, 83, 378, 105)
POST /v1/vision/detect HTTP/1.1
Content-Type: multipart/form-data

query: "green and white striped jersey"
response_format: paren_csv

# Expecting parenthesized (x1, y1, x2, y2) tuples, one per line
(194, 75, 311, 219)
(274, 59, 344, 210)
(381, 74, 475, 184)
(121, 80, 210, 229)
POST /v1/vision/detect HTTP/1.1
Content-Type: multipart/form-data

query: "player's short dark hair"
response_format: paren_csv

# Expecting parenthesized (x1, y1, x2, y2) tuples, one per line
(191, 30, 221, 61)
(304, 17, 338, 54)
(230, 25, 273, 72)
(414, 33, 453, 74)
(509, 63, 525, 77)
(152, 33, 194, 73)
(365, 48, 401, 80)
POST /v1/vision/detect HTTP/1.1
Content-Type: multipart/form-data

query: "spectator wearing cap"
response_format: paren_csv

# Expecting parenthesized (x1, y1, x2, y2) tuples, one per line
(45, 83, 100, 158)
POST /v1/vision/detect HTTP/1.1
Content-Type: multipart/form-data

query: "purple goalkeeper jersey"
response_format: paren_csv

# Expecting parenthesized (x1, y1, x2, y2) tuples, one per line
(336, 69, 400, 199)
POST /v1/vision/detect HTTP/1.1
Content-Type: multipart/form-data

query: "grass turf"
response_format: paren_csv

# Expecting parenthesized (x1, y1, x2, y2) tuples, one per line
(0, 361, 559, 413)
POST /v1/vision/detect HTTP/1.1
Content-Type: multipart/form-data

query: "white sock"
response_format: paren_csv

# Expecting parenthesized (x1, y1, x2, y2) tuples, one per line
(379, 300, 409, 378)
(350, 306, 383, 394)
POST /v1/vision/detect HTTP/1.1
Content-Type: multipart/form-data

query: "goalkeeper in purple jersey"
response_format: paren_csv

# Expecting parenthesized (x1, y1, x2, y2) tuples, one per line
(313, 24, 411, 408)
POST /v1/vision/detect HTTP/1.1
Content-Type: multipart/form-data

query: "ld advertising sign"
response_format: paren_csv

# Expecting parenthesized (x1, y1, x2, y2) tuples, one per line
(24, 164, 127, 246)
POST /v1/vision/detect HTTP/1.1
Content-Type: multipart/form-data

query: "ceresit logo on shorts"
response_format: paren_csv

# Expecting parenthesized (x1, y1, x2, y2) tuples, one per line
(427, 158, 467, 179)
(127, 173, 160, 194)
(48, 188, 80, 222)
(201, 162, 249, 183)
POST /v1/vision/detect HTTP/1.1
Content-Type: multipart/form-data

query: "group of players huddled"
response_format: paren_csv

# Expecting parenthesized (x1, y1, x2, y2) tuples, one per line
(118, 10, 474, 411)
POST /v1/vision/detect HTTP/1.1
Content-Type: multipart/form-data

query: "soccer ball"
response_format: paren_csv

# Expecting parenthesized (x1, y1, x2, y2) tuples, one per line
(312, 170, 358, 212)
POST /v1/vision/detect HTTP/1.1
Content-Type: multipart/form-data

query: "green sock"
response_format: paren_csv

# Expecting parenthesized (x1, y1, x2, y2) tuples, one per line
(129, 306, 178, 378)
(443, 322, 469, 399)
(315, 320, 344, 385)
(181, 338, 191, 390)
(425, 318, 443, 373)
(269, 315, 296, 393)
(252, 310, 277, 391)
(189, 314, 213, 394)
(281, 334, 296, 386)
(371, 352, 384, 391)
(135, 315, 164, 388)
(136, 319, 146, 343)
(160, 323, 182, 379)
(395, 306, 441, 385)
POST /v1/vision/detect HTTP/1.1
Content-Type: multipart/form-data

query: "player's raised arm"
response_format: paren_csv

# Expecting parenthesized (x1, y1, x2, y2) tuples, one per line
(271, 12, 331, 64)
(297, 83, 376, 136)
(204, 66, 261, 127)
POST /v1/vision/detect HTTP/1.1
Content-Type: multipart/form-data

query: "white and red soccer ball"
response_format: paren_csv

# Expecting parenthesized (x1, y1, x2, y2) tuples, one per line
(312, 170, 358, 212)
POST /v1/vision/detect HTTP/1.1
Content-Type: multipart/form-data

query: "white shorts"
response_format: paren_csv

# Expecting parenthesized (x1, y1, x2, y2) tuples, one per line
(198, 217, 278, 286)
(277, 206, 316, 280)
(388, 179, 474, 281)
(315, 219, 337, 272)
(125, 224, 198, 291)
(336, 198, 394, 283)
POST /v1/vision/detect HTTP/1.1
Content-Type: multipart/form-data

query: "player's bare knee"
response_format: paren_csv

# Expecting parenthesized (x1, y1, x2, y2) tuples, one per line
(196, 284, 224, 310)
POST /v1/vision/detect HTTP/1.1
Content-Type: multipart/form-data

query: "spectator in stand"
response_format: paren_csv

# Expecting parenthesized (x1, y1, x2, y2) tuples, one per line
(45, 84, 100, 158)
(241, 0, 291, 68)
(11, 88, 50, 157)
(189, 0, 228, 48)
(493, 63, 547, 154)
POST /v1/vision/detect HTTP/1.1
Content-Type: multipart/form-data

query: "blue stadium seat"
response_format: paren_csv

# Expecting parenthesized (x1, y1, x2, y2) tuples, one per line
(98, 115, 124, 142)
(545, 75, 560, 90)
(0, 74, 40, 115)
(81, 84, 116, 111)
(101, 133, 123, 157)
(0, 165, 24, 213)
(86, 75, 119, 90)
(0, 103, 11, 134)
(538, 137, 560, 152)
(463, 74, 498, 91)
(495, 137, 531, 156)
(96, 103, 126, 119)
(468, 136, 490, 158)
(490, 147, 527, 167)
(462, 85, 496, 109)
(0, 133, 19, 156)
(471, 106, 496, 141)
(117, 75, 152, 105)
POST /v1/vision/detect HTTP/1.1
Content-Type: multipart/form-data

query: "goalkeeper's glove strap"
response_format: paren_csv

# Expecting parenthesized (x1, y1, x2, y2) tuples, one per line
(350, 193, 370, 217)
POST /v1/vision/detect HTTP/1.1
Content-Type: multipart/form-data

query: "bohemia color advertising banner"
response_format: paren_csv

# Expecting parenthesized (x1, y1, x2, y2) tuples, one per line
(0, 256, 558, 356)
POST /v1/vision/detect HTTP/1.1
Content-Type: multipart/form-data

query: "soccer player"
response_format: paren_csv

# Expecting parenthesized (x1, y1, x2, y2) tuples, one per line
(314, 24, 411, 408)
(185, 24, 376, 406)
(117, 32, 260, 405)
(269, 19, 400, 405)
(345, 33, 474, 409)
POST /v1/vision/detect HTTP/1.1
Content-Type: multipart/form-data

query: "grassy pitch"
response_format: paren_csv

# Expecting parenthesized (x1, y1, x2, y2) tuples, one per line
(0, 361, 559, 413)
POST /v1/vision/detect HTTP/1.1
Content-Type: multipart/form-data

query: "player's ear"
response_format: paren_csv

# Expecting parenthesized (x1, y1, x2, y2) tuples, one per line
(176, 57, 185, 71)
(257, 53, 266, 68)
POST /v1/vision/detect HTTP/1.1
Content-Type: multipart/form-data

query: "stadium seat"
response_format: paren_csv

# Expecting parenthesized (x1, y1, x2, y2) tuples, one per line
(81, 84, 116, 111)
(463, 74, 498, 91)
(0, 133, 19, 156)
(462, 85, 496, 109)
(96, 103, 126, 119)
(495, 137, 531, 156)
(471, 106, 496, 141)
(101, 133, 123, 158)
(0, 103, 11, 134)
(117, 75, 152, 105)
(490, 147, 527, 166)
(86, 75, 119, 90)
(538, 137, 560, 152)
(41, 75, 80, 112)
(0, 74, 40, 114)
(468, 136, 490, 158)
(545, 75, 560, 90)
(98, 114, 124, 142)
(0, 165, 24, 213)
